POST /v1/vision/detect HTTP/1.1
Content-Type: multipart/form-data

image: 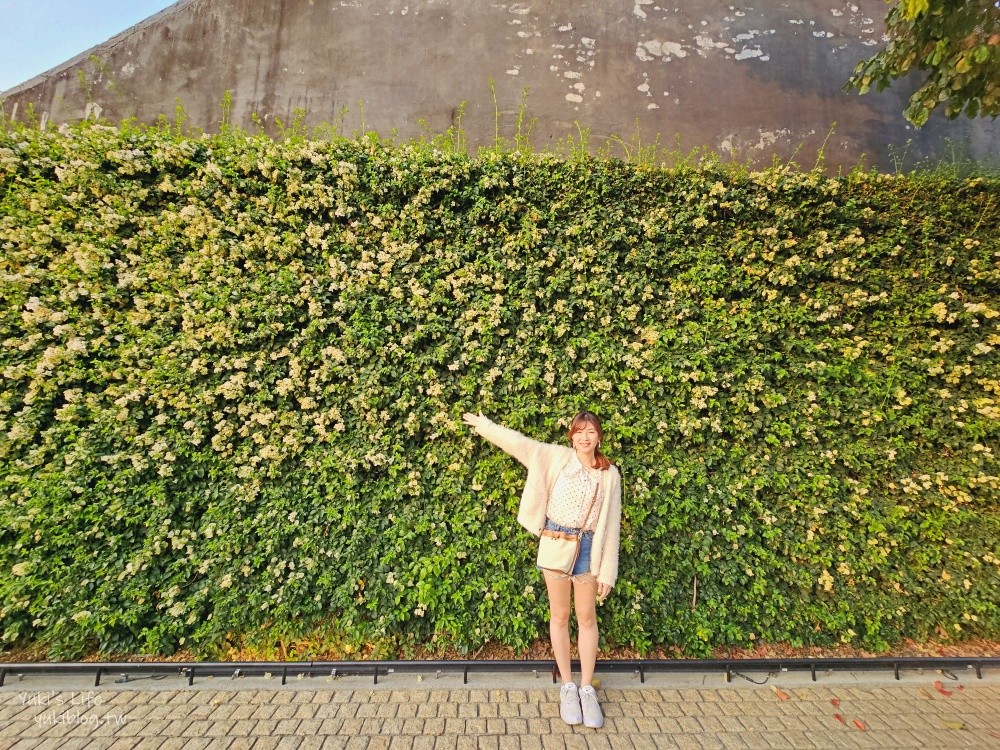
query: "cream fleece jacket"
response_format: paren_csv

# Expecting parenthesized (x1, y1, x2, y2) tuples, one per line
(471, 417, 623, 588)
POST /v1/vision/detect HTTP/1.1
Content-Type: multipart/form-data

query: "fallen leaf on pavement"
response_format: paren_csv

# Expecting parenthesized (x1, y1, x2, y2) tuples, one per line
(934, 680, 953, 697)
(918, 687, 933, 699)
(833, 713, 846, 724)
(830, 698, 840, 707)
(941, 720, 966, 730)
(853, 719, 868, 731)
(772, 686, 791, 701)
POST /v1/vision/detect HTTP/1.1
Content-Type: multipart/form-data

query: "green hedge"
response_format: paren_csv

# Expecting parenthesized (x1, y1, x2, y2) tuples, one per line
(1, 120, 998, 660)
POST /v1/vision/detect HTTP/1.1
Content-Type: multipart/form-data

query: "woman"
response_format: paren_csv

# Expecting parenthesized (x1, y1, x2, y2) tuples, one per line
(462, 410, 622, 729)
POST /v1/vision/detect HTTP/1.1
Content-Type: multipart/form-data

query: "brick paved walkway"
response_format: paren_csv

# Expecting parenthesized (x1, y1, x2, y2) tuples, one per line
(2, 677, 999, 749)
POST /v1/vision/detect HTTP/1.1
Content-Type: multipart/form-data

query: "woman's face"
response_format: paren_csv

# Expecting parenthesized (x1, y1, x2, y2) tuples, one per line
(572, 422, 600, 452)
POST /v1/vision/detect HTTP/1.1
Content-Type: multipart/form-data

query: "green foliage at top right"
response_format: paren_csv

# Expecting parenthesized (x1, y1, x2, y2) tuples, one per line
(849, 1, 1000, 126)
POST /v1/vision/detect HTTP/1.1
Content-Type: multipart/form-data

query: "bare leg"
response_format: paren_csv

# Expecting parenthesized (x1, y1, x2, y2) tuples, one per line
(543, 572, 574, 684)
(573, 574, 599, 687)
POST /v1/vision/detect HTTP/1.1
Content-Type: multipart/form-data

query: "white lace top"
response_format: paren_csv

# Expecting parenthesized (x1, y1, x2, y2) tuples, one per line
(546, 453, 604, 531)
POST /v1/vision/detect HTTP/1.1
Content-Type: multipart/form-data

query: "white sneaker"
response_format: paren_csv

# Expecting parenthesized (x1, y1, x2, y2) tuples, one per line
(559, 682, 583, 725)
(579, 684, 604, 729)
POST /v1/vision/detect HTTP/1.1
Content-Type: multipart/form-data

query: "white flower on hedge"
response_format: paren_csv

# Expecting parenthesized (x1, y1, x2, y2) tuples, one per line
(817, 570, 835, 592)
(66, 337, 87, 353)
(11, 561, 31, 576)
(259, 445, 281, 461)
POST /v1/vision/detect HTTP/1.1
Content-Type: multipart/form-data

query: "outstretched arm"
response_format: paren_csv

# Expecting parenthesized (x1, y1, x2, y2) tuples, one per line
(462, 412, 541, 467)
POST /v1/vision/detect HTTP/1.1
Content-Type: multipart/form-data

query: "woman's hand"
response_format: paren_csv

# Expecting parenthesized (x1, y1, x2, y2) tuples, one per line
(597, 582, 612, 602)
(462, 411, 486, 430)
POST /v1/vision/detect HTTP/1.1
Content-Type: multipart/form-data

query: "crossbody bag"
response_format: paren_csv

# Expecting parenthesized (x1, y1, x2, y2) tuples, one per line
(535, 479, 600, 576)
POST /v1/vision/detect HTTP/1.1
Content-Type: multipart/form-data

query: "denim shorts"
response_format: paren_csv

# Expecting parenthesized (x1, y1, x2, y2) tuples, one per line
(538, 519, 594, 578)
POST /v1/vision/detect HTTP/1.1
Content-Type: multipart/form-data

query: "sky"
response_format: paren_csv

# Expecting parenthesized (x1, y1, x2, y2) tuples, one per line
(0, 0, 177, 92)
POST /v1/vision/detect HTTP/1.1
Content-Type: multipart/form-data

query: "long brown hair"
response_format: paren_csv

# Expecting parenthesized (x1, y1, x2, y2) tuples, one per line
(568, 411, 612, 471)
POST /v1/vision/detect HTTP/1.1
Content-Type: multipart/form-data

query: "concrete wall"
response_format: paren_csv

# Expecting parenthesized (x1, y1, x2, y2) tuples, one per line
(3, 0, 998, 170)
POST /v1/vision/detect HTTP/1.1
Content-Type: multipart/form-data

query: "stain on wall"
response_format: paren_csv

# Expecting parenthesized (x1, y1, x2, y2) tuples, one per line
(2, 0, 998, 169)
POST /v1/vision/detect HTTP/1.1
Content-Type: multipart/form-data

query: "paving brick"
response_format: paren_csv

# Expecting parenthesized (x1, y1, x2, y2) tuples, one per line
(717, 703, 747, 717)
(249, 705, 280, 721)
(359, 718, 385, 735)
(293, 704, 321, 719)
(377, 704, 401, 719)
(504, 719, 528, 735)
(326, 692, 357, 704)
(224, 704, 258, 721)
(717, 734, 750, 750)
(538, 702, 560, 719)
(526, 718, 551, 735)
(334, 704, 361, 719)
(104, 740, 145, 750)
(635, 702, 663, 718)
(634, 718, 660, 733)
(483, 718, 506, 735)
(396, 704, 420, 719)
(388, 737, 414, 750)
(697, 702, 727, 717)
(550, 719, 577, 736)
(458, 703, 479, 719)
(155, 738, 209, 750)
(249, 719, 280, 736)
(678, 703, 704, 717)
(297, 717, 325, 736)
(478, 703, 500, 719)
(202, 719, 238, 737)
(603, 737, 635, 750)
(378, 718, 406, 735)
(356, 704, 380, 719)
(436, 704, 459, 719)
(693, 734, 726, 750)
(563, 736, 590, 750)
(398, 717, 424, 734)
(498, 703, 520, 719)
(518, 703, 542, 719)
(318, 717, 346, 734)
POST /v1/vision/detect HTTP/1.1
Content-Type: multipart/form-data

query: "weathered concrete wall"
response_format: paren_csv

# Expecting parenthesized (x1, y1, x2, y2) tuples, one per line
(3, 0, 999, 169)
